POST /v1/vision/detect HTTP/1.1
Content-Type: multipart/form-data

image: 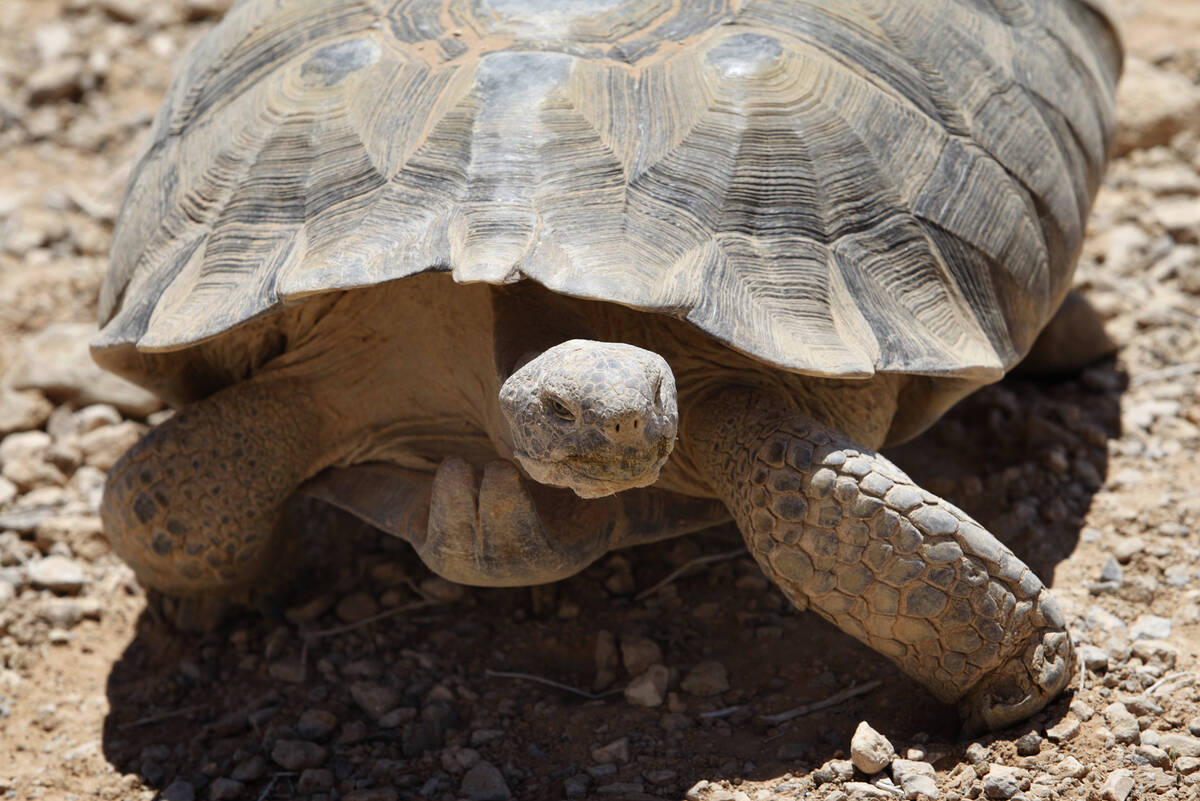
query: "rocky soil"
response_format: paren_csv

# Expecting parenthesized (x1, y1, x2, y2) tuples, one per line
(1, 1, 1199, 800)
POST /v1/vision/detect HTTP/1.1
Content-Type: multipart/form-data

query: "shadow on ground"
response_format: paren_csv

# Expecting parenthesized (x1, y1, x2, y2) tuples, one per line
(100, 361, 1125, 801)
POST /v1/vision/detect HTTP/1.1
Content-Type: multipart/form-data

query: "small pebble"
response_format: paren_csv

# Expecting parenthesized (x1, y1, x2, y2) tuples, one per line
(1057, 756, 1087, 779)
(207, 778, 244, 801)
(813, 759, 855, 784)
(1077, 644, 1109, 672)
(620, 636, 663, 676)
(1099, 769, 1133, 801)
(982, 765, 1026, 800)
(1045, 718, 1079, 742)
(335, 591, 378, 623)
(965, 743, 990, 766)
(564, 774, 590, 797)
(230, 756, 266, 782)
(1069, 700, 1095, 721)
(850, 721, 895, 775)
(1014, 731, 1042, 756)
(891, 758, 938, 799)
(295, 709, 338, 740)
(270, 740, 327, 771)
(1112, 537, 1144, 563)
(297, 768, 334, 793)
(1100, 556, 1123, 582)
(680, 661, 730, 697)
(1103, 703, 1140, 744)
(591, 737, 629, 764)
(350, 682, 401, 719)
(1129, 614, 1172, 640)
(160, 780, 195, 801)
(624, 664, 668, 707)
(27, 555, 86, 594)
(459, 761, 511, 801)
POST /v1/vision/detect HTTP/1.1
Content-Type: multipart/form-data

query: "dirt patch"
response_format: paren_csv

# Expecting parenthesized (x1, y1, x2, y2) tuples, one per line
(1, 2, 1199, 800)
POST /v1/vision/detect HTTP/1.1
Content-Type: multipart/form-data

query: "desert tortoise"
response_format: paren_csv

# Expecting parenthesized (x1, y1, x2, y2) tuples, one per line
(94, 0, 1122, 732)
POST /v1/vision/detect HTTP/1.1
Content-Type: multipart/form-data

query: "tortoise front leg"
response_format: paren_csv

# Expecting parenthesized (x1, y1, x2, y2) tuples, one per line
(688, 389, 1073, 732)
(102, 377, 337, 622)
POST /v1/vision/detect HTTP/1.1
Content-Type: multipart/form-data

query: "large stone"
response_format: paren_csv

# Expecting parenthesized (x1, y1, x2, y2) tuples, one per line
(27, 555, 86, 594)
(1114, 58, 1200, 155)
(1160, 733, 1200, 759)
(0, 389, 52, 437)
(9, 323, 162, 417)
(850, 720, 895, 775)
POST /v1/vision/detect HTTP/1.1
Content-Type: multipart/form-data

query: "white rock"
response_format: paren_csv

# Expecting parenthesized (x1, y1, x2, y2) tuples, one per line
(9, 323, 162, 417)
(624, 665, 669, 707)
(1129, 614, 1172, 640)
(0, 477, 16, 508)
(1114, 58, 1200, 155)
(591, 736, 629, 764)
(620, 636, 662, 677)
(0, 389, 53, 437)
(73, 404, 122, 434)
(850, 721, 895, 775)
(891, 758, 938, 799)
(78, 421, 144, 470)
(1099, 769, 1133, 801)
(27, 555, 86, 594)
(982, 765, 1027, 800)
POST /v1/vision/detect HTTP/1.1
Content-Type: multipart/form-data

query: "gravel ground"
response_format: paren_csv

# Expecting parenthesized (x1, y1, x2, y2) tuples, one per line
(1, 1, 1199, 800)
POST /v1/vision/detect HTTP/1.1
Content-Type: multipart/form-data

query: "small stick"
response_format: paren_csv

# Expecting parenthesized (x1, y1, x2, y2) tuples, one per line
(256, 772, 295, 801)
(118, 704, 208, 730)
(485, 669, 622, 700)
(1078, 659, 1087, 694)
(1147, 671, 1194, 697)
(758, 679, 883, 725)
(635, 549, 746, 601)
(699, 705, 744, 719)
(302, 600, 441, 640)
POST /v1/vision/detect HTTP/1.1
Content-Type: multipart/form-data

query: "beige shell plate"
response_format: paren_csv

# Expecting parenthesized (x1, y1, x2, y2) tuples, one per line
(96, 0, 1121, 382)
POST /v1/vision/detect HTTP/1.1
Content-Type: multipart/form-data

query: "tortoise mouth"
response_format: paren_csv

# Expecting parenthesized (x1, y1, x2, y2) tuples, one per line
(512, 449, 670, 498)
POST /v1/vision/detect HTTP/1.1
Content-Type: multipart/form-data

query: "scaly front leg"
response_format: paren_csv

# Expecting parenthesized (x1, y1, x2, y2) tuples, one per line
(688, 389, 1073, 732)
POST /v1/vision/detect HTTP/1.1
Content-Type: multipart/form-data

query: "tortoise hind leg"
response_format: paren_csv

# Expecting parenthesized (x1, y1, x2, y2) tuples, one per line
(689, 390, 1073, 732)
(102, 378, 336, 628)
(1017, 290, 1115, 375)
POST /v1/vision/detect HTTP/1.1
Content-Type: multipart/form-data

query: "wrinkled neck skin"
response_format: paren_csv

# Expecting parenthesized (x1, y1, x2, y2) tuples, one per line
(492, 283, 902, 498)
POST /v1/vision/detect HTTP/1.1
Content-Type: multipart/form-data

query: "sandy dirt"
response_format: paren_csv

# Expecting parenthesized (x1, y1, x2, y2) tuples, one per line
(1, 1, 1199, 800)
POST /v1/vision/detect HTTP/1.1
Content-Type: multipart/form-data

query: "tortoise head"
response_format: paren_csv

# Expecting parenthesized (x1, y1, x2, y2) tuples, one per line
(498, 340, 678, 498)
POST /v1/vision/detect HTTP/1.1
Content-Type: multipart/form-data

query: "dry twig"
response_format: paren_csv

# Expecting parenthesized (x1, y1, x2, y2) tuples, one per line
(635, 548, 746, 601)
(301, 599, 442, 640)
(485, 669, 622, 700)
(118, 704, 208, 730)
(758, 679, 883, 725)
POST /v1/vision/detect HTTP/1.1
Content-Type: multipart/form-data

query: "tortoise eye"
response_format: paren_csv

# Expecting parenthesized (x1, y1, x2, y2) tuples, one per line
(547, 397, 575, 421)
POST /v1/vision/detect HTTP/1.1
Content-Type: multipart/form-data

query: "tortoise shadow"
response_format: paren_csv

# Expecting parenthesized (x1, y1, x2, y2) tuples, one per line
(99, 360, 1125, 800)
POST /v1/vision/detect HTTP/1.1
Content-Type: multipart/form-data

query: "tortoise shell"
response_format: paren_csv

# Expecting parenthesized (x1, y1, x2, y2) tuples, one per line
(94, 0, 1121, 400)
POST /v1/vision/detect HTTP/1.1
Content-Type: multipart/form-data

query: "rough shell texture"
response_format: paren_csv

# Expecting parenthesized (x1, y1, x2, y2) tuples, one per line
(95, 0, 1121, 386)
